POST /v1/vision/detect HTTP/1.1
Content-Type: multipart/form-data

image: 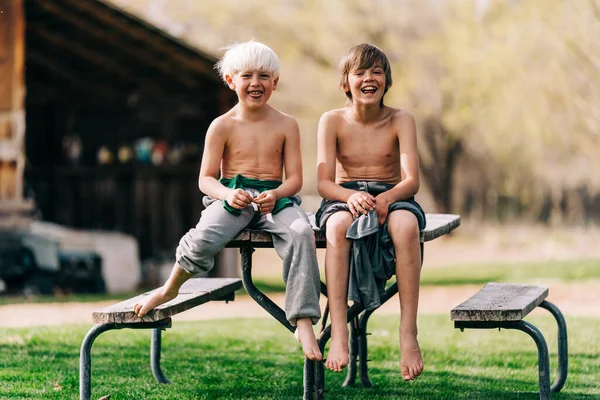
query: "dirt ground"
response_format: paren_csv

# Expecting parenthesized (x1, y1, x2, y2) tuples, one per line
(2, 224, 600, 328)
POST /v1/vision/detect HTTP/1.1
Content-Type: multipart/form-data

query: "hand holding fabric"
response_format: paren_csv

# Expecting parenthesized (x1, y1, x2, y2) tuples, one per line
(254, 190, 278, 214)
(225, 188, 254, 210)
(347, 191, 376, 218)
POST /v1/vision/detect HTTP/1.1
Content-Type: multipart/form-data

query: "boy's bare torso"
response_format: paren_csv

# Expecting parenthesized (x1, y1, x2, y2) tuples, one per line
(220, 107, 290, 181)
(333, 107, 402, 185)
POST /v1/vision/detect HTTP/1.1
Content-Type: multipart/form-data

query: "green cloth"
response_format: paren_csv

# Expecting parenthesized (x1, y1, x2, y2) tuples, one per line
(219, 174, 295, 215)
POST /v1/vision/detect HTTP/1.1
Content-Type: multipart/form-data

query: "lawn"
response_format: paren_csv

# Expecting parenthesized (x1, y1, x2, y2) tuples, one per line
(245, 258, 600, 294)
(1, 314, 599, 399)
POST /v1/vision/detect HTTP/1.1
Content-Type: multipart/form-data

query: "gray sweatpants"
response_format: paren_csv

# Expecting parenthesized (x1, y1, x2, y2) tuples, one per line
(176, 197, 321, 325)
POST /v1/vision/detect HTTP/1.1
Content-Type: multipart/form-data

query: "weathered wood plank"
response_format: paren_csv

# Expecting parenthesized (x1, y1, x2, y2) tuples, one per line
(92, 278, 242, 324)
(450, 282, 548, 322)
(228, 213, 460, 246)
(421, 213, 462, 242)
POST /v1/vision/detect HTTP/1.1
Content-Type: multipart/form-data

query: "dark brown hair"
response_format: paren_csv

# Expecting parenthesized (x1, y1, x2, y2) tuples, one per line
(339, 43, 392, 106)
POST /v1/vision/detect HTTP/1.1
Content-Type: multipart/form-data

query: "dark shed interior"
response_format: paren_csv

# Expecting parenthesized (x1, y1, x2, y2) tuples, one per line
(23, 0, 236, 259)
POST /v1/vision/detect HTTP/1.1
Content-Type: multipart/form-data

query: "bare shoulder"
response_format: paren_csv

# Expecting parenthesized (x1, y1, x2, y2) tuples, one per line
(389, 108, 416, 137)
(320, 108, 345, 122)
(318, 108, 346, 133)
(389, 108, 416, 125)
(207, 112, 235, 138)
(270, 107, 299, 130)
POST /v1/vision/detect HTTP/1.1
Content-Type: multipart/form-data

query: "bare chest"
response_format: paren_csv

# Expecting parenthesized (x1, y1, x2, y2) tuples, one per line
(337, 125, 399, 166)
(225, 129, 285, 159)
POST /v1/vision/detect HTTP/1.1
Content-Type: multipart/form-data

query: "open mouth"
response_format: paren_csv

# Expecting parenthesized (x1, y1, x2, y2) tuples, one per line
(248, 91, 263, 98)
(361, 86, 378, 94)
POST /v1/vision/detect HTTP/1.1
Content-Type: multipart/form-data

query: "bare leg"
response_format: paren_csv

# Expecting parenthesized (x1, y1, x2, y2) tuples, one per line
(294, 318, 323, 360)
(324, 212, 353, 372)
(388, 210, 424, 381)
(133, 262, 193, 317)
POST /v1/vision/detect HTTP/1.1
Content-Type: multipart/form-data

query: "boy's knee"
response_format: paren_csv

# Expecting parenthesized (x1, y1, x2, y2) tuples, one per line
(289, 219, 316, 245)
(388, 211, 419, 243)
(290, 218, 314, 236)
(325, 212, 353, 243)
(176, 234, 219, 273)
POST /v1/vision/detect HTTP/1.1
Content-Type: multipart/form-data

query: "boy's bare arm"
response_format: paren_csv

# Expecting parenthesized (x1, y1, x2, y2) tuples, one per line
(198, 119, 252, 207)
(276, 117, 303, 198)
(387, 111, 420, 201)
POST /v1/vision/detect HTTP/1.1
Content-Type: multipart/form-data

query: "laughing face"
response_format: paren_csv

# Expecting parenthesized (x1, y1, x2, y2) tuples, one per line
(346, 64, 388, 106)
(226, 70, 278, 109)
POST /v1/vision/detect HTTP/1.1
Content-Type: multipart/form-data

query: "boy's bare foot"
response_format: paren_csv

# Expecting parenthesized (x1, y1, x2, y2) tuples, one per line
(400, 333, 424, 381)
(294, 319, 323, 361)
(325, 334, 349, 372)
(133, 287, 178, 318)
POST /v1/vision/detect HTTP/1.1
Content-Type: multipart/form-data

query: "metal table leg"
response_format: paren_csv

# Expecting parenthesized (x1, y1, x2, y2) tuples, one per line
(358, 309, 375, 388)
(303, 358, 315, 400)
(343, 318, 359, 387)
(315, 329, 331, 400)
(240, 247, 294, 333)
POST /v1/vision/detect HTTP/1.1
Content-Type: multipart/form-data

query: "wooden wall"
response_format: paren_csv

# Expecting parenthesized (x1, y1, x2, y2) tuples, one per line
(0, 0, 26, 210)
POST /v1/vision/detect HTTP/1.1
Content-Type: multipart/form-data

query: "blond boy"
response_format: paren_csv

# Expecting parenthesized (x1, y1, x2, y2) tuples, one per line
(316, 43, 426, 379)
(134, 41, 322, 360)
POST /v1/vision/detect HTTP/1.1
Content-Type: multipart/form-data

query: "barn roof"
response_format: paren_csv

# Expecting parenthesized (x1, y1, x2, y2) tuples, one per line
(25, 0, 224, 104)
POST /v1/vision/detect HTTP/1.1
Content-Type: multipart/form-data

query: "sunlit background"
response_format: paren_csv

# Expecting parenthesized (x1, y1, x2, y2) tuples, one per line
(1, 0, 599, 296)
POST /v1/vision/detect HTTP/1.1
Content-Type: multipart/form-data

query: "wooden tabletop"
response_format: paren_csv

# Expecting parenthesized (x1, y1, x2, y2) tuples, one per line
(227, 213, 461, 248)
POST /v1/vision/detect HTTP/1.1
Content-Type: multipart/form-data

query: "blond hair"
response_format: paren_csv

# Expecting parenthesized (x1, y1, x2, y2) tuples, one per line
(215, 41, 280, 83)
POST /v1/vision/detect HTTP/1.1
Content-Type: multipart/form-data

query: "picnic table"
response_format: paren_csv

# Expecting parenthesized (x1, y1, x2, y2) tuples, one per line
(80, 212, 460, 400)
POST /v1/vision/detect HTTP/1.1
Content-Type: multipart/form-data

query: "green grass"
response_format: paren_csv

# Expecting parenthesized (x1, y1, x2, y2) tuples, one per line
(1, 314, 599, 399)
(420, 259, 600, 286)
(242, 258, 600, 293)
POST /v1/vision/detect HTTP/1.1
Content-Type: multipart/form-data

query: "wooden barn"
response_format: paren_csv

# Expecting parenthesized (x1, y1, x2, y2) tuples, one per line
(0, 0, 236, 260)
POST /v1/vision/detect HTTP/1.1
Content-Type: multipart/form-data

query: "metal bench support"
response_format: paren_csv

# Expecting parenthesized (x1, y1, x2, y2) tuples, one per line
(79, 319, 172, 400)
(454, 300, 568, 400)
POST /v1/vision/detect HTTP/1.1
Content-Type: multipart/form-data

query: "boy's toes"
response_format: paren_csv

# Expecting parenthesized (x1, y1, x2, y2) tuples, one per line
(416, 363, 424, 376)
(326, 360, 337, 372)
(306, 349, 322, 361)
(401, 365, 411, 381)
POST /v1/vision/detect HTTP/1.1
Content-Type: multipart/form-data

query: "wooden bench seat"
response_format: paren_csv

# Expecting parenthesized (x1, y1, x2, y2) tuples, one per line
(451, 282, 548, 322)
(451, 282, 568, 400)
(79, 277, 242, 400)
(92, 277, 242, 324)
